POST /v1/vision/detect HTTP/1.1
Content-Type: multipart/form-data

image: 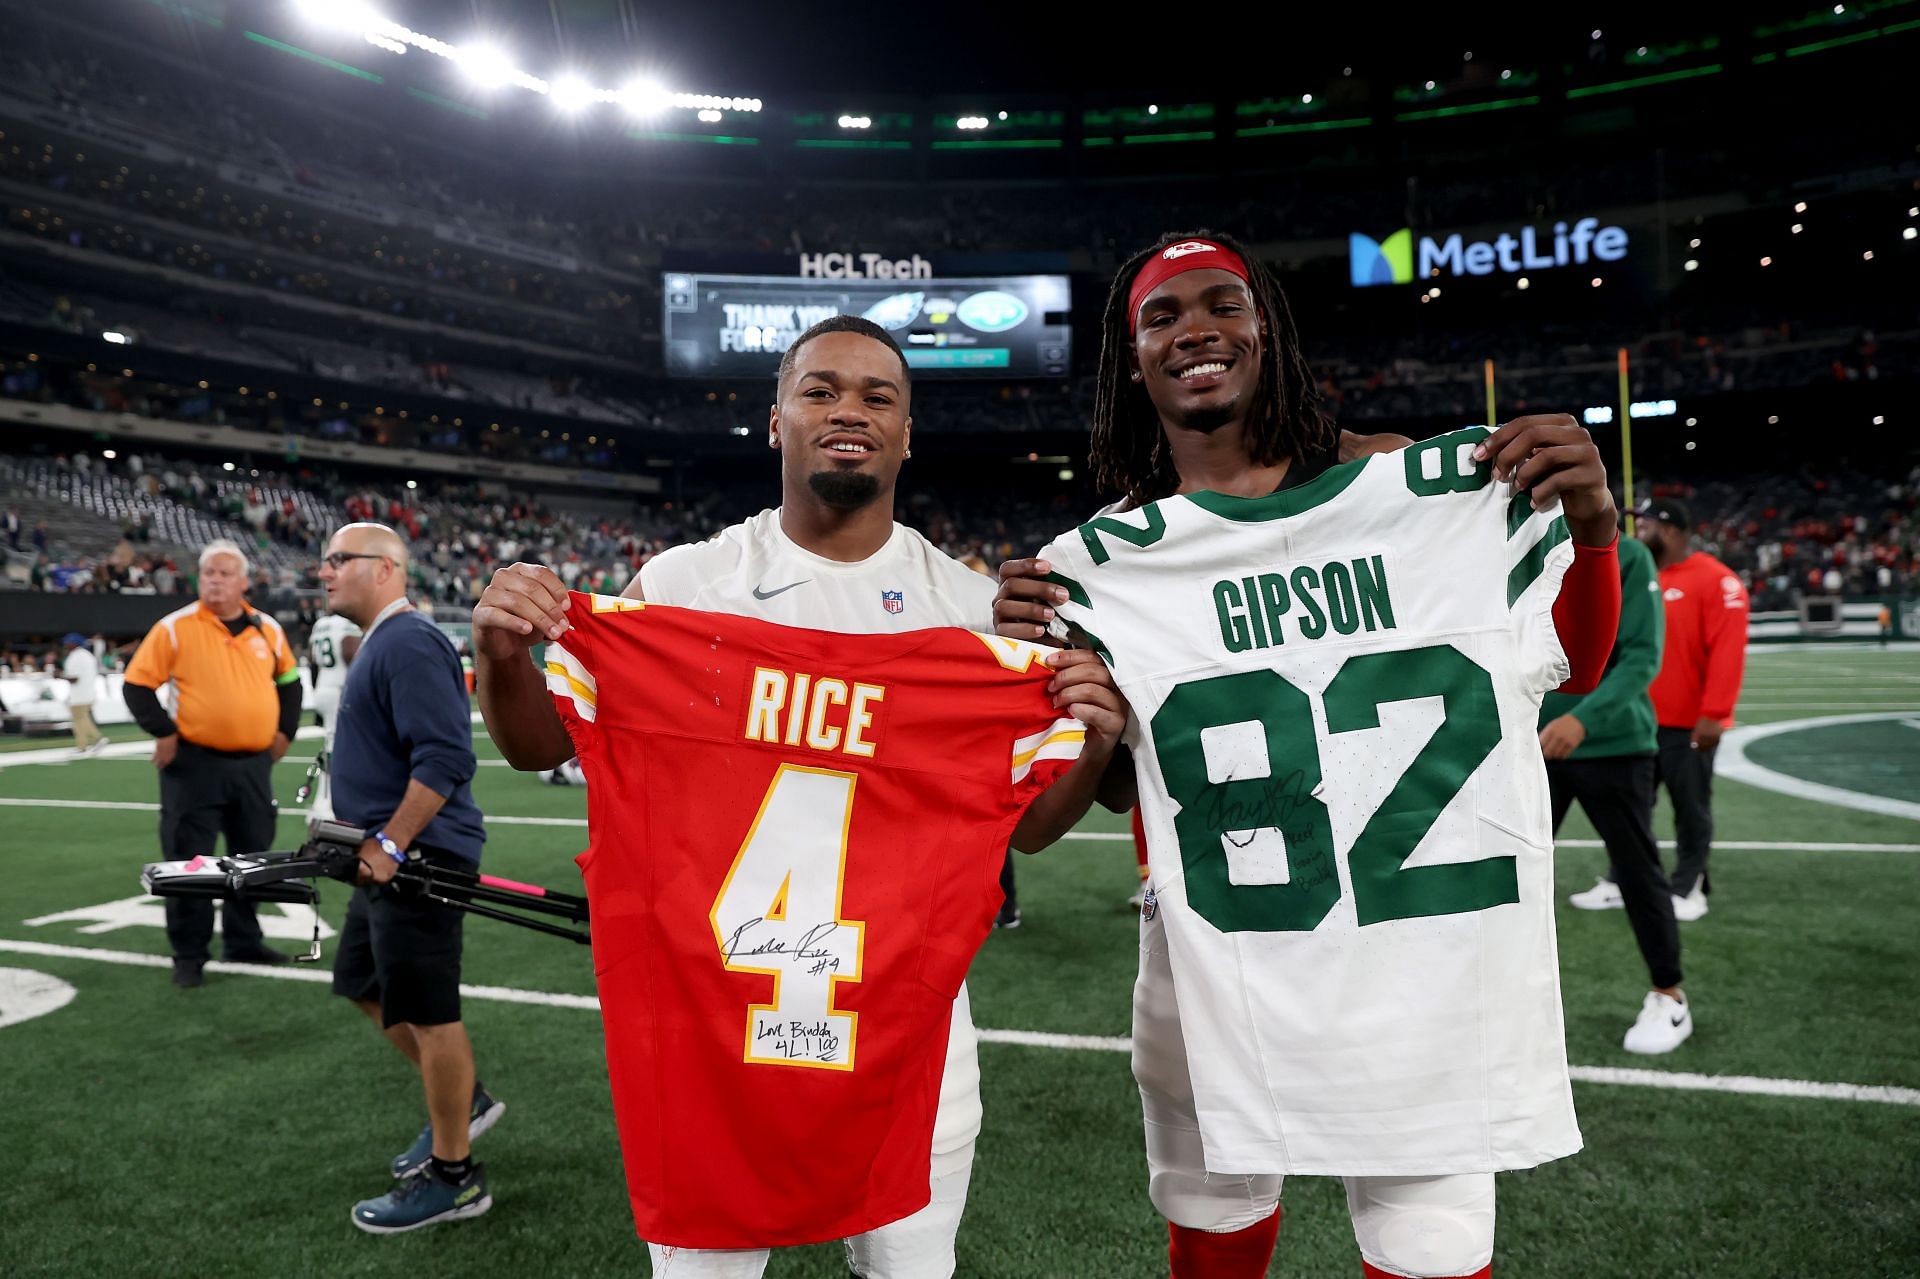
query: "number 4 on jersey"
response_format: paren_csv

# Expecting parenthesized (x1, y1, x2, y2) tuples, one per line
(710, 764, 866, 1070)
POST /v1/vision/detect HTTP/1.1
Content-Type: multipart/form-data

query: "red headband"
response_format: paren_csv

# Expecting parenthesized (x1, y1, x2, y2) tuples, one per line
(1127, 239, 1251, 335)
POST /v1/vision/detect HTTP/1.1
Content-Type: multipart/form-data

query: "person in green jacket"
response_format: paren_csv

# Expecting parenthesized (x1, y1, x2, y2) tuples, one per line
(1540, 533, 1692, 1055)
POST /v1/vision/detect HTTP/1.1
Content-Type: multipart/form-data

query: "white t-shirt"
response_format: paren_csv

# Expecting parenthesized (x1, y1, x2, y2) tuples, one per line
(639, 507, 996, 634)
(1038, 426, 1580, 1177)
(61, 646, 100, 705)
(635, 506, 998, 1161)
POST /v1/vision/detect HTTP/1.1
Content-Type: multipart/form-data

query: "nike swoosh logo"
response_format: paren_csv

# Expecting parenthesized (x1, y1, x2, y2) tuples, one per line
(1671, 1014, 1688, 1027)
(752, 581, 810, 601)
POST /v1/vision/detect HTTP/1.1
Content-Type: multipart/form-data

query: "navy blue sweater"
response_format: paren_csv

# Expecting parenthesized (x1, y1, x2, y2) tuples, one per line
(330, 610, 485, 862)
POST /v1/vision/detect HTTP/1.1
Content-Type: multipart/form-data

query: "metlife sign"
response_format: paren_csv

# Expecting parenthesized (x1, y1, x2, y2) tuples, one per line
(1350, 217, 1629, 288)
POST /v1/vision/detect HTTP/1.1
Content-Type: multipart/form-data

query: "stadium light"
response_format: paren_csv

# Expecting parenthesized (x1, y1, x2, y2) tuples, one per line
(1873, 415, 1885, 425)
(552, 76, 596, 113)
(1791, 223, 1803, 234)
(102, 449, 116, 460)
(837, 114, 872, 129)
(366, 33, 406, 54)
(618, 79, 671, 116)
(1301, 93, 1312, 104)
(1147, 104, 1159, 114)
(1590, 277, 1602, 287)
(1501, 68, 1511, 79)
(697, 109, 722, 122)
(1516, 276, 1530, 289)
(1863, 250, 1874, 260)
(997, 110, 1008, 120)
(1795, 201, 1808, 213)
(452, 42, 516, 89)
(1684, 259, 1699, 271)
(1685, 440, 1696, 451)
(1760, 256, 1772, 266)
(1689, 237, 1701, 248)
(1905, 227, 1917, 240)
(101, 330, 129, 344)
(956, 115, 989, 129)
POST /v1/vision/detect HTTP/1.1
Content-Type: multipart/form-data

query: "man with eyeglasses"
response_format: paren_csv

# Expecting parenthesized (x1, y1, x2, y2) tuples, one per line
(317, 523, 502, 1235)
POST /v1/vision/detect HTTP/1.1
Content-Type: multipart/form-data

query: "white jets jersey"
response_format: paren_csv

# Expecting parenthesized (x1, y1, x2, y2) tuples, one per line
(638, 508, 995, 633)
(633, 504, 997, 1161)
(308, 613, 362, 695)
(1038, 427, 1582, 1177)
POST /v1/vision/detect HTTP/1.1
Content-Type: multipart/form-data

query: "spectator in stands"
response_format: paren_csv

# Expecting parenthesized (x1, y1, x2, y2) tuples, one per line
(3, 506, 19, 549)
(121, 538, 302, 987)
(1636, 498, 1751, 922)
(61, 632, 105, 756)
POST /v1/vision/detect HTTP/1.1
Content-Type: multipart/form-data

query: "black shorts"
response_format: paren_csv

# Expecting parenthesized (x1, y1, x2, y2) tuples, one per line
(330, 848, 467, 1028)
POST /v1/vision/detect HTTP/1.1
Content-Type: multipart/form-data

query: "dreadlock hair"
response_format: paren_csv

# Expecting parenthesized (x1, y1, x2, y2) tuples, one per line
(1088, 229, 1334, 510)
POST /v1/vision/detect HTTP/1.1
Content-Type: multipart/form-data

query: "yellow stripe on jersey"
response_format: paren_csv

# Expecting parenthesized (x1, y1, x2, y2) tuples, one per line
(1012, 729, 1085, 768)
(545, 662, 598, 707)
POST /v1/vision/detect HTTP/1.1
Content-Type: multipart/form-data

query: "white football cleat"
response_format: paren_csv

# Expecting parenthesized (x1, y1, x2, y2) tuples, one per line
(1624, 990, 1693, 1054)
(1672, 884, 1709, 922)
(1569, 877, 1624, 910)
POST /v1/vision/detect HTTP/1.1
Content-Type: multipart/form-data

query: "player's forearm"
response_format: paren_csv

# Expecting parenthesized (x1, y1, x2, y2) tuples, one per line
(1010, 740, 1119, 853)
(477, 648, 575, 770)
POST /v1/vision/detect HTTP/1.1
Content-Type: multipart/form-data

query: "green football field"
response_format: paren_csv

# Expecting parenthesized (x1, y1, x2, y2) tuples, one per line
(2, 647, 1917, 1277)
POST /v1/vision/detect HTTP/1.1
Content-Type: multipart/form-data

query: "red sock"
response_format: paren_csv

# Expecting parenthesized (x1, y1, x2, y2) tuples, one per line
(1361, 1262, 1490, 1279)
(1167, 1208, 1281, 1279)
(1132, 807, 1150, 882)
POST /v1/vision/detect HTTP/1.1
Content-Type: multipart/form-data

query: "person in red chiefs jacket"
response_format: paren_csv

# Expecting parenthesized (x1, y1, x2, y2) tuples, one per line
(1635, 498, 1750, 922)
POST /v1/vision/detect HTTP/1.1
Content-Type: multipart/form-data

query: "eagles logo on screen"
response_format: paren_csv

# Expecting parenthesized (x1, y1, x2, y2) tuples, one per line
(862, 291, 925, 330)
(955, 290, 1029, 333)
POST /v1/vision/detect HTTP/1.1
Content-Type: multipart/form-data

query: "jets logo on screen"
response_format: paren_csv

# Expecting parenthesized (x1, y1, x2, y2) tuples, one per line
(1350, 229, 1415, 287)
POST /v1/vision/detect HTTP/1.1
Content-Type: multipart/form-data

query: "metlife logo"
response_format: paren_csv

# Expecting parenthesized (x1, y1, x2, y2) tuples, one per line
(1350, 217, 1629, 288)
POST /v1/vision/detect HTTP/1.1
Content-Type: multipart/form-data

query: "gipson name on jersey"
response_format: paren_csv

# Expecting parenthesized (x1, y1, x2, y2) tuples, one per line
(1212, 554, 1397, 653)
(744, 667, 886, 758)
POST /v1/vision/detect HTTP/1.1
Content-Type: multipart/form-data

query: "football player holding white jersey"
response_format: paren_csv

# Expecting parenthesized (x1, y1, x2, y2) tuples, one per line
(307, 611, 362, 820)
(474, 316, 1129, 1278)
(996, 233, 1623, 1279)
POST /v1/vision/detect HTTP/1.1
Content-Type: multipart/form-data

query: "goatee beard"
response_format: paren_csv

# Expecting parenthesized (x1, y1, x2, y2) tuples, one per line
(808, 469, 883, 510)
(1171, 401, 1237, 433)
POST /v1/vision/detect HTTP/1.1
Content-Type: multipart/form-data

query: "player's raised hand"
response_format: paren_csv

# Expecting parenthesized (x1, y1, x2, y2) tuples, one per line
(473, 562, 572, 659)
(1472, 414, 1618, 548)
(994, 557, 1068, 645)
(1044, 648, 1129, 752)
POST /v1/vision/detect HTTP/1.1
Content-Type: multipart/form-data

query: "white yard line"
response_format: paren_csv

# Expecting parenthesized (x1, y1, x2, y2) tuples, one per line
(2, 937, 1914, 1108)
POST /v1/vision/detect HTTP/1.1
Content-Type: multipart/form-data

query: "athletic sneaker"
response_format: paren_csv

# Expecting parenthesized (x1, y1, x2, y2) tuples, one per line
(392, 1085, 507, 1179)
(1623, 990, 1693, 1054)
(1126, 886, 1147, 911)
(1672, 884, 1710, 922)
(1568, 877, 1624, 910)
(351, 1164, 492, 1234)
(993, 901, 1021, 930)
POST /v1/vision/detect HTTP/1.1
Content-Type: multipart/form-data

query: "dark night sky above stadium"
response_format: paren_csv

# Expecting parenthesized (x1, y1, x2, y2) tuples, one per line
(384, 0, 1810, 96)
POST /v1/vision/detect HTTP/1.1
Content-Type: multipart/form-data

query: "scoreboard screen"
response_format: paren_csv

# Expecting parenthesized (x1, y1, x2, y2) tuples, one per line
(663, 273, 1071, 379)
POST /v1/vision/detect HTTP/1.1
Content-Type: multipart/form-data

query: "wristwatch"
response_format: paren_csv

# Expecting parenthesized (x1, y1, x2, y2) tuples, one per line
(371, 829, 407, 866)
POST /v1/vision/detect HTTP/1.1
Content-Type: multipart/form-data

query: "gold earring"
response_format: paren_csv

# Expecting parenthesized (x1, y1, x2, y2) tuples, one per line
(905, 448, 913, 459)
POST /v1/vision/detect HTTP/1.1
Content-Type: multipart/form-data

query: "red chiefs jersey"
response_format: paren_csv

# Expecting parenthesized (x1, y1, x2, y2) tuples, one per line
(545, 595, 1083, 1249)
(1649, 550, 1750, 727)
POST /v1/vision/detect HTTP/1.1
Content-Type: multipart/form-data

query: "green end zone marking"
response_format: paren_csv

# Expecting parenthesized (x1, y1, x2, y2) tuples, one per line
(1721, 713, 1920, 821)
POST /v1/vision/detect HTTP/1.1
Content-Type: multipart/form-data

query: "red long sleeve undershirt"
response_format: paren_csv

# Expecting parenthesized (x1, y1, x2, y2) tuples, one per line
(1551, 535, 1621, 695)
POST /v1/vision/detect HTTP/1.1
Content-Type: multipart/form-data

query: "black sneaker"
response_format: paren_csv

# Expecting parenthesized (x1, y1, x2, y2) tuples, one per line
(993, 902, 1021, 930)
(171, 959, 205, 989)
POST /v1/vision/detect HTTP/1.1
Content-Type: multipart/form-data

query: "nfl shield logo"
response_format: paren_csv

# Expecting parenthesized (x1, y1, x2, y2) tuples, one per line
(881, 590, 905, 615)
